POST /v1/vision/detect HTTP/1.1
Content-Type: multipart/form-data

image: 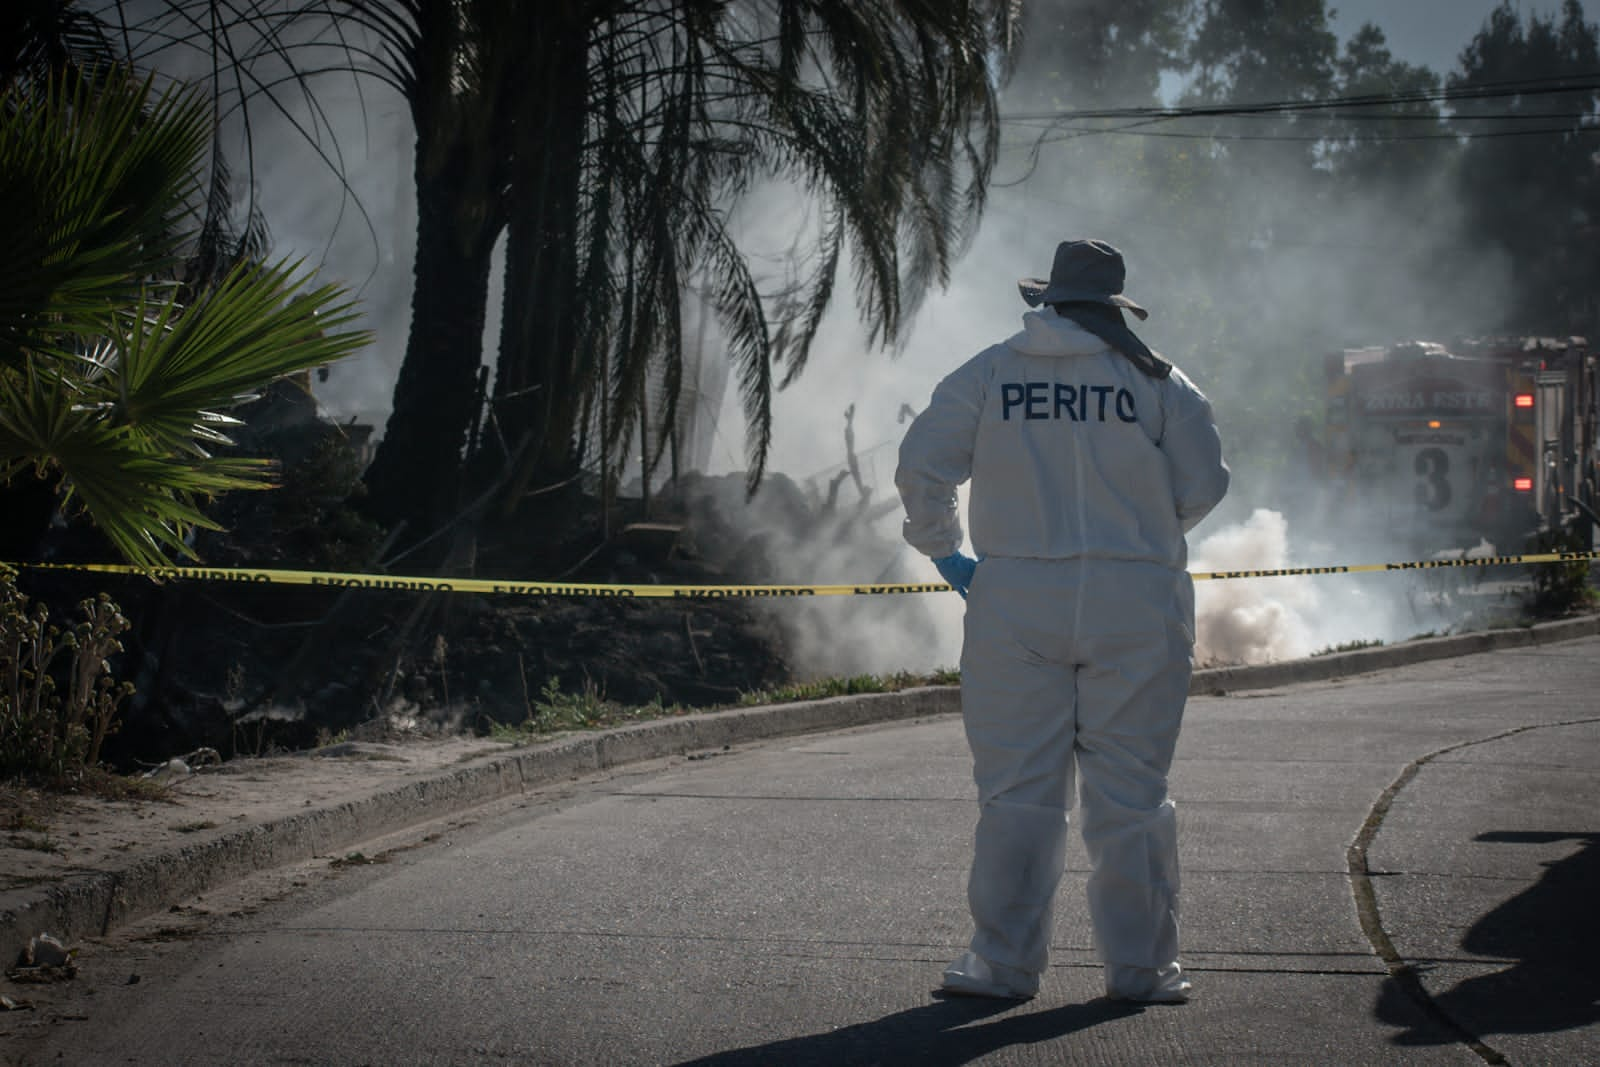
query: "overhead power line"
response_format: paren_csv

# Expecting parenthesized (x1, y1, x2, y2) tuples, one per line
(999, 73, 1600, 146)
(1013, 123, 1600, 145)
(999, 71, 1600, 124)
(1007, 110, 1600, 126)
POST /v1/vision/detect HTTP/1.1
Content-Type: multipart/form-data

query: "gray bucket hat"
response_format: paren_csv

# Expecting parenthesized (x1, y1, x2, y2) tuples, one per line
(1018, 239, 1149, 320)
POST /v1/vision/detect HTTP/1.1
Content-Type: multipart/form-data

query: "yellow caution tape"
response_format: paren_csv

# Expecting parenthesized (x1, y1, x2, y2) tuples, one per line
(5, 561, 946, 598)
(5, 550, 1597, 597)
(1190, 550, 1600, 582)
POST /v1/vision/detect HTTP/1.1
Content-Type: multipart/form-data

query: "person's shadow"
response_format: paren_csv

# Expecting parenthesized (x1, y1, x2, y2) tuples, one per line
(670, 993, 1142, 1066)
(1378, 830, 1600, 1046)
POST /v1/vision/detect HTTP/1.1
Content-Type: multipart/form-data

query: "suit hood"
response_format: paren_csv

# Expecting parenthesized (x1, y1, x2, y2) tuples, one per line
(1005, 308, 1112, 358)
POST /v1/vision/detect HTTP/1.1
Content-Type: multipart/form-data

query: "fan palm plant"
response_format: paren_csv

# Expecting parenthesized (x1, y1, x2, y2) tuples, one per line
(0, 66, 370, 568)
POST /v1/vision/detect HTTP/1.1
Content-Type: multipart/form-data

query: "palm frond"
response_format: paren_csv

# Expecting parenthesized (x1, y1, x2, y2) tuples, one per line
(0, 60, 370, 569)
(0, 68, 211, 356)
(103, 258, 368, 431)
(0, 0, 123, 98)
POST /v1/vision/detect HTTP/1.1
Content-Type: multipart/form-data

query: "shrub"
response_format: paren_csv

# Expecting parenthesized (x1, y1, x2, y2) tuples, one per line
(0, 566, 136, 780)
(1527, 525, 1596, 618)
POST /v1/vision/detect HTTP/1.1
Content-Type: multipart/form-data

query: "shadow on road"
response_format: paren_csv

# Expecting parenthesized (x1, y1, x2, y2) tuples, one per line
(1379, 829, 1600, 1047)
(671, 993, 1143, 1066)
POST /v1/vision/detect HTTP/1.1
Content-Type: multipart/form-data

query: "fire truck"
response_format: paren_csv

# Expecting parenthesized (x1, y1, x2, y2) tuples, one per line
(1322, 336, 1599, 552)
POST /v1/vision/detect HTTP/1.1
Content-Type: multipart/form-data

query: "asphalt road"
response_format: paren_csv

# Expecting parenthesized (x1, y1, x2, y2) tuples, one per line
(16, 637, 1600, 1066)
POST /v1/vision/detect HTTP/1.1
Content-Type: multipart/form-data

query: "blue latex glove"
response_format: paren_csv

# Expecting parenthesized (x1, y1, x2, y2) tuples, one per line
(933, 552, 978, 599)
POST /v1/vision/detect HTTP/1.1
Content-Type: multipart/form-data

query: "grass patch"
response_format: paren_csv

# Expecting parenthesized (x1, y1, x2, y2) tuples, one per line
(488, 668, 961, 743)
(3, 811, 49, 834)
(330, 850, 388, 868)
(1, 765, 171, 806)
(52, 767, 172, 803)
(738, 669, 958, 706)
(740, 674, 889, 704)
(1313, 639, 1386, 657)
(7, 833, 61, 853)
(488, 678, 694, 742)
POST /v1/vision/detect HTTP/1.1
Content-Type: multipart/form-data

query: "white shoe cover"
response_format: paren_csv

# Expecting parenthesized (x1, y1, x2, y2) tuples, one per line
(1105, 962, 1191, 1003)
(940, 950, 1040, 1000)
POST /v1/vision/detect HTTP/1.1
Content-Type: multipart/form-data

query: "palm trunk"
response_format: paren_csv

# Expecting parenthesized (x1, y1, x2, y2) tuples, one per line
(362, 163, 498, 536)
(362, 0, 504, 542)
(489, 26, 591, 510)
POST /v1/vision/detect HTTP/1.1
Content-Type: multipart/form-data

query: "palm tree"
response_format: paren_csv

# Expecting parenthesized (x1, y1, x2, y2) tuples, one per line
(0, 66, 370, 568)
(484, 2, 1020, 517)
(124, 1, 1020, 549)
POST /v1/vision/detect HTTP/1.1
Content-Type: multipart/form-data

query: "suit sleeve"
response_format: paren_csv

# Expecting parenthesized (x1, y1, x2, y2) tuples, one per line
(1159, 371, 1230, 533)
(895, 356, 986, 558)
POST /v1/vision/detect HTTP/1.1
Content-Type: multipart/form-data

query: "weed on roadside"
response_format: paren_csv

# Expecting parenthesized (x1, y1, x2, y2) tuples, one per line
(739, 669, 958, 706)
(330, 850, 389, 868)
(1, 566, 137, 780)
(6, 833, 61, 853)
(485, 667, 960, 743)
(1313, 639, 1386, 657)
(1528, 526, 1598, 617)
(489, 678, 690, 741)
(2, 805, 51, 835)
(56, 767, 172, 803)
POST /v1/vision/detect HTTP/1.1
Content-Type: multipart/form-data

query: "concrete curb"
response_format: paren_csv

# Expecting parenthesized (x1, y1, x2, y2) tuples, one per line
(5, 615, 1597, 963)
(1192, 614, 1600, 694)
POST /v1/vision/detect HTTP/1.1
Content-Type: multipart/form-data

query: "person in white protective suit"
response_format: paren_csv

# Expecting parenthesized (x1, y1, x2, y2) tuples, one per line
(895, 239, 1229, 1003)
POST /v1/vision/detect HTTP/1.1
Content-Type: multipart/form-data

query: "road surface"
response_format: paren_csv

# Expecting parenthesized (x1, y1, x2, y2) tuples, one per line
(13, 637, 1599, 1065)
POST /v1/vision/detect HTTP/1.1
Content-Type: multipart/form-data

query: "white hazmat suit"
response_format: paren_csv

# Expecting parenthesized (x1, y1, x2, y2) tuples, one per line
(896, 304, 1228, 1001)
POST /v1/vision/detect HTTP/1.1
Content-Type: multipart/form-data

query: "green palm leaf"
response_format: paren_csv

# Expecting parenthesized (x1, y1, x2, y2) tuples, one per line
(1, 65, 370, 569)
(0, 69, 209, 362)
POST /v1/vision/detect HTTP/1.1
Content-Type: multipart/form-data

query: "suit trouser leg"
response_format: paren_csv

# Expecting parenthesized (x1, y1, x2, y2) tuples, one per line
(957, 570, 1076, 977)
(1074, 605, 1192, 971)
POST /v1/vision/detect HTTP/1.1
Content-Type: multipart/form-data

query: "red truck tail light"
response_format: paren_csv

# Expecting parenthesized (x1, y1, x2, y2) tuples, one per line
(1514, 393, 1535, 409)
(1513, 476, 1534, 491)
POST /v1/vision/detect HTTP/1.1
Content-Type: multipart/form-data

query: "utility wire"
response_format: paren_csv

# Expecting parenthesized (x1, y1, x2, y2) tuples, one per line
(1015, 123, 1599, 144)
(999, 70, 1600, 124)
(1007, 110, 1600, 124)
(994, 74, 1600, 153)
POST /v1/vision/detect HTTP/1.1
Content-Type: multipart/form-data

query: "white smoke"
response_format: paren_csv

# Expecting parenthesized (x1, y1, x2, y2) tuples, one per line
(1187, 504, 1514, 668)
(1191, 509, 1321, 665)
(724, 7, 1532, 676)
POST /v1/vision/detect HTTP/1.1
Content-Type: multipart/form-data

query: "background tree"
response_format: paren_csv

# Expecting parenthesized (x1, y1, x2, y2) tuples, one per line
(1140, 0, 1344, 442)
(1310, 24, 1455, 343)
(1449, 0, 1600, 333)
(1324, 23, 1444, 188)
(1181, 0, 1340, 254)
(1010, 0, 1191, 110)
(1185, 0, 1338, 106)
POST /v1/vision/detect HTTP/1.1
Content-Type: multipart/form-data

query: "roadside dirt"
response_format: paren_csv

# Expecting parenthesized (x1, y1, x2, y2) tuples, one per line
(0, 736, 512, 909)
